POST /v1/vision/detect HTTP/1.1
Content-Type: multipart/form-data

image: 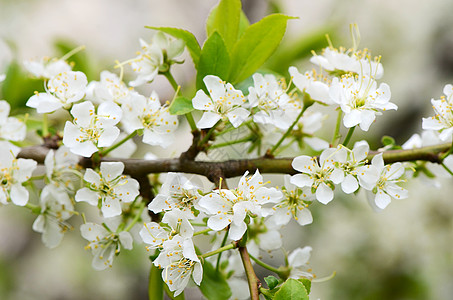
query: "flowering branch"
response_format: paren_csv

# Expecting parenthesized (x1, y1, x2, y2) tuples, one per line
(18, 142, 451, 182)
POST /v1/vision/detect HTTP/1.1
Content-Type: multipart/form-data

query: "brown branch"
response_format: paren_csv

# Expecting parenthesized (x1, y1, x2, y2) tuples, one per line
(18, 143, 451, 183)
(239, 246, 261, 300)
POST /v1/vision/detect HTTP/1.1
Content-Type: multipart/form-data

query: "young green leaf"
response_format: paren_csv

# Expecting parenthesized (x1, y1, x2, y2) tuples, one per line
(146, 26, 201, 67)
(298, 278, 311, 294)
(196, 32, 230, 91)
(206, 0, 242, 50)
(199, 260, 232, 300)
(228, 14, 296, 84)
(238, 10, 250, 38)
(264, 275, 279, 290)
(169, 96, 194, 115)
(274, 278, 309, 300)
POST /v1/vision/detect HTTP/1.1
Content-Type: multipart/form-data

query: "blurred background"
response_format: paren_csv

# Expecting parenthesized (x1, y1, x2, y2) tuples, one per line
(1, 0, 453, 299)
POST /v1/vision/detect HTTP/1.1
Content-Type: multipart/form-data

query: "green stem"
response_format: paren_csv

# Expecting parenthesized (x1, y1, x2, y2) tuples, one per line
(185, 113, 197, 132)
(29, 174, 46, 181)
(216, 230, 229, 271)
(198, 121, 221, 147)
(124, 201, 146, 232)
(216, 119, 251, 137)
(25, 203, 41, 214)
(210, 135, 253, 149)
(248, 253, 282, 275)
(441, 140, 453, 160)
(239, 246, 260, 300)
(332, 109, 343, 146)
(441, 162, 453, 176)
(201, 243, 236, 259)
(148, 264, 164, 300)
(269, 105, 308, 156)
(193, 228, 212, 236)
(100, 130, 137, 156)
(42, 113, 49, 137)
(190, 222, 207, 227)
(164, 71, 179, 92)
(342, 126, 355, 147)
(60, 45, 86, 61)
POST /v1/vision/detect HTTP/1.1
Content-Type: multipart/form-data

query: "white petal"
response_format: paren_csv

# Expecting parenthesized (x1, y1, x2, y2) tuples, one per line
(341, 174, 359, 194)
(315, 182, 334, 204)
(10, 184, 29, 206)
(226, 107, 250, 128)
(374, 190, 391, 209)
(75, 188, 99, 205)
(196, 112, 221, 129)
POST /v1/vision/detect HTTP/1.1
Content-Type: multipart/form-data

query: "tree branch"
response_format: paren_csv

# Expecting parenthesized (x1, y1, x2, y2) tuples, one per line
(18, 143, 451, 182)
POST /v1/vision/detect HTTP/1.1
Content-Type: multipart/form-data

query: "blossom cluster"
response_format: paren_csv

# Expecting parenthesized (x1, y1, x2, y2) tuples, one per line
(2, 23, 452, 299)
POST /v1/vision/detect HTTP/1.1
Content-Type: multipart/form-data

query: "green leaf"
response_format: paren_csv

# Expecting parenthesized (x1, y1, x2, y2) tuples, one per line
(169, 96, 194, 115)
(148, 264, 164, 300)
(381, 135, 396, 146)
(147, 26, 201, 67)
(199, 260, 232, 300)
(206, 0, 242, 50)
(264, 275, 279, 290)
(196, 32, 230, 91)
(228, 14, 295, 84)
(54, 39, 95, 80)
(238, 11, 250, 38)
(298, 278, 311, 294)
(274, 278, 309, 300)
(1, 60, 42, 110)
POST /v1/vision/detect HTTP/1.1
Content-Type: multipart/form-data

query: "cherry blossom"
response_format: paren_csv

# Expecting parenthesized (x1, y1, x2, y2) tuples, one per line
(0, 142, 37, 206)
(0, 100, 26, 142)
(75, 162, 139, 217)
(357, 153, 408, 209)
(329, 74, 396, 131)
(27, 71, 87, 113)
(63, 100, 122, 157)
(198, 170, 282, 241)
(121, 91, 178, 148)
(80, 220, 133, 270)
(32, 185, 74, 248)
(192, 75, 250, 129)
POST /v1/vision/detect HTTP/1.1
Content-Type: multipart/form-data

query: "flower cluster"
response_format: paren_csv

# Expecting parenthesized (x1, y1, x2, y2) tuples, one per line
(4, 15, 450, 299)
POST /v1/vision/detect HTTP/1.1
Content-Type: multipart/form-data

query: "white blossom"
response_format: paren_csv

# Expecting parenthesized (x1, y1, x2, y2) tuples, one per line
(0, 142, 37, 206)
(32, 185, 74, 248)
(329, 74, 396, 131)
(248, 73, 300, 129)
(357, 153, 408, 210)
(198, 170, 282, 241)
(86, 70, 131, 105)
(27, 71, 87, 113)
(75, 162, 139, 217)
(192, 75, 250, 129)
(288, 246, 314, 280)
(422, 86, 453, 141)
(269, 175, 314, 226)
(80, 220, 133, 270)
(44, 146, 80, 192)
(121, 91, 178, 148)
(291, 148, 344, 204)
(310, 47, 383, 79)
(24, 57, 71, 79)
(148, 172, 201, 216)
(63, 100, 122, 157)
(289, 67, 332, 105)
(0, 100, 26, 142)
(154, 236, 202, 296)
(332, 140, 370, 194)
(128, 32, 185, 87)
